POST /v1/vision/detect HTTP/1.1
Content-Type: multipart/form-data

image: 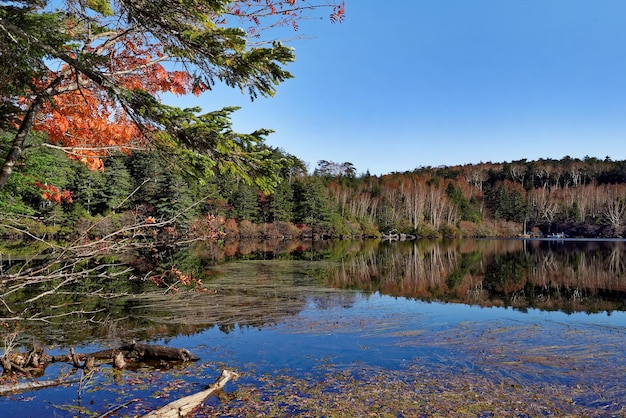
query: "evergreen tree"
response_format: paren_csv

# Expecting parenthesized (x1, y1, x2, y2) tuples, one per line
(72, 164, 107, 216)
(269, 180, 295, 223)
(104, 156, 133, 211)
(228, 182, 259, 222)
(291, 177, 330, 226)
(446, 183, 480, 223)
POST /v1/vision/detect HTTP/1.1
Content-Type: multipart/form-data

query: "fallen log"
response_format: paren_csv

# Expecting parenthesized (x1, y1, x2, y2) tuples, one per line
(141, 369, 239, 418)
(2, 342, 199, 376)
(0, 378, 81, 396)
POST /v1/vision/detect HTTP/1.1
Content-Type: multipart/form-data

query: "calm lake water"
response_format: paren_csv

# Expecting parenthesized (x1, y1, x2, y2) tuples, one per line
(2, 239, 626, 416)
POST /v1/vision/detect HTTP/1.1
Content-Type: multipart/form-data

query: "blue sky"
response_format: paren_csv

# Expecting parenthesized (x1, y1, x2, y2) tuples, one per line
(173, 1, 626, 175)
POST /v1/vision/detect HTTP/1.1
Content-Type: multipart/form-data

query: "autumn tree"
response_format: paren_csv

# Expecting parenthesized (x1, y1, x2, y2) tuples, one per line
(402, 174, 427, 230)
(0, 0, 345, 191)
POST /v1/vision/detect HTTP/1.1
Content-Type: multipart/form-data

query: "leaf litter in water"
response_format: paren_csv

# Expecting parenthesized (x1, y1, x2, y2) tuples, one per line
(37, 260, 626, 416)
(190, 312, 626, 416)
(196, 362, 618, 417)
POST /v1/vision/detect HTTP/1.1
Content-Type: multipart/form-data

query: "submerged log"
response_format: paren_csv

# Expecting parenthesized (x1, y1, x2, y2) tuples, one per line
(141, 369, 238, 418)
(124, 342, 199, 362)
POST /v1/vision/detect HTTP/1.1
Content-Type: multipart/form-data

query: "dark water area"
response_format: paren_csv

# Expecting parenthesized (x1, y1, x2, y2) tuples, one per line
(2, 239, 626, 416)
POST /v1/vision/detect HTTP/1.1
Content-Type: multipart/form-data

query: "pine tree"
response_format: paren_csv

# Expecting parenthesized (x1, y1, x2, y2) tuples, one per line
(0, 0, 344, 190)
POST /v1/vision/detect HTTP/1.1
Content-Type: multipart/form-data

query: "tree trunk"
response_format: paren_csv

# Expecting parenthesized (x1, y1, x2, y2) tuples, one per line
(0, 77, 62, 190)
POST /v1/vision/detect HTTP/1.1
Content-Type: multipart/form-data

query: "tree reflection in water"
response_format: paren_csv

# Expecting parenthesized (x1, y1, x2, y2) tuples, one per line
(323, 239, 626, 313)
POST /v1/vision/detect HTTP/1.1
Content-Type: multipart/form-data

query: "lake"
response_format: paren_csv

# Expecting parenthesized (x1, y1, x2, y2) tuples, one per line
(1, 238, 626, 416)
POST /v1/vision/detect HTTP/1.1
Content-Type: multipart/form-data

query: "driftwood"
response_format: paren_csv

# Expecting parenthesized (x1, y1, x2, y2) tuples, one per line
(1, 345, 51, 377)
(0, 378, 81, 395)
(1, 342, 199, 379)
(141, 369, 239, 418)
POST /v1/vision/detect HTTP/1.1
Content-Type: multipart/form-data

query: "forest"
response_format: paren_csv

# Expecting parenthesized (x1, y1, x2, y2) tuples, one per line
(3, 130, 626, 242)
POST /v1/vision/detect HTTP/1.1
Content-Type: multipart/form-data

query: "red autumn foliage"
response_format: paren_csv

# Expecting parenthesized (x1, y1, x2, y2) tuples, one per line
(34, 180, 73, 203)
(31, 32, 200, 173)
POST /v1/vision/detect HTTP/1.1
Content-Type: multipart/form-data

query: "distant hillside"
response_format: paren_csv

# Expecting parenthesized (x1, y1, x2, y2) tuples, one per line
(315, 156, 626, 238)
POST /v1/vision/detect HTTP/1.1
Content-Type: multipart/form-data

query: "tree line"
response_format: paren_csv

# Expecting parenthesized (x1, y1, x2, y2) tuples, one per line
(324, 156, 626, 238)
(3, 141, 626, 240)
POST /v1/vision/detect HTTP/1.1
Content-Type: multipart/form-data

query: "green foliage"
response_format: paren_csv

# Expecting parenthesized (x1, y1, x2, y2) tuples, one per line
(439, 223, 462, 238)
(417, 224, 441, 239)
(86, 0, 113, 16)
(0, 130, 73, 213)
(265, 180, 294, 223)
(119, 1, 294, 98)
(148, 104, 291, 194)
(484, 184, 528, 223)
(227, 182, 259, 221)
(0, 5, 70, 124)
(291, 177, 330, 226)
(446, 183, 481, 223)
(104, 157, 133, 210)
(72, 164, 107, 215)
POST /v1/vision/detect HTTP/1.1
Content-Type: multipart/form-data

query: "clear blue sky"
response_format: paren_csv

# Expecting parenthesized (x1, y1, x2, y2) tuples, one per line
(174, 1, 626, 175)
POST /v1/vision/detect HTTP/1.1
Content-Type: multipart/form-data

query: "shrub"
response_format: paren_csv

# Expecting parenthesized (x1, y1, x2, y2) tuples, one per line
(439, 223, 462, 238)
(417, 224, 442, 239)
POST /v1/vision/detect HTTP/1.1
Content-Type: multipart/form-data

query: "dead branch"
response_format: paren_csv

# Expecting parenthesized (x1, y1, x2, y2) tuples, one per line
(1, 192, 217, 323)
(141, 369, 239, 418)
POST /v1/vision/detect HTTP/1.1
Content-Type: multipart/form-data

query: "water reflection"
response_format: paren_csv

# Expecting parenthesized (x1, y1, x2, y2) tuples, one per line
(3, 239, 626, 416)
(3, 239, 626, 346)
(324, 239, 626, 314)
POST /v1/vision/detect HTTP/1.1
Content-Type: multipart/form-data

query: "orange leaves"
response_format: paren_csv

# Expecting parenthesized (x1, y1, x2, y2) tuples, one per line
(149, 265, 205, 293)
(28, 30, 201, 171)
(80, 156, 105, 171)
(36, 84, 143, 167)
(192, 80, 209, 96)
(35, 181, 73, 203)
